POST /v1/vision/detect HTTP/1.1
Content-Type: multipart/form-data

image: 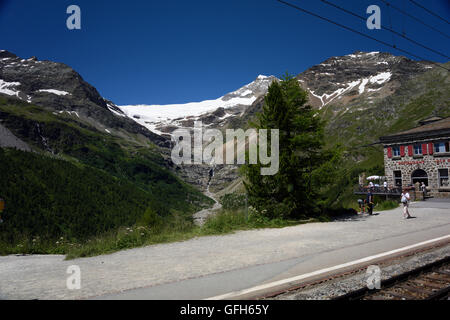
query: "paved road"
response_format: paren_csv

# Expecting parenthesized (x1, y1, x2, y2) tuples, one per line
(0, 199, 449, 300)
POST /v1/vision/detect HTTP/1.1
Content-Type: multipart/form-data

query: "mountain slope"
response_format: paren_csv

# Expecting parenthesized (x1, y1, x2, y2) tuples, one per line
(213, 51, 449, 149)
(116, 51, 449, 195)
(321, 60, 450, 150)
(0, 50, 169, 148)
(297, 51, 433, 109)
(0, 51, 213, 247)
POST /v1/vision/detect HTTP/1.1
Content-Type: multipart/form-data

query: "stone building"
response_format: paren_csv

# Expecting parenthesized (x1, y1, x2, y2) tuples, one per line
(380, 117, 450, 198)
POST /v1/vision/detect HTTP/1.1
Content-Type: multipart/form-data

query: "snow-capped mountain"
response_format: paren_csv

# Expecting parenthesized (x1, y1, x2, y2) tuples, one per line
(1, 49, 445, 193)
(118, 75, 277, 136)
(0, 50, 167, 147)
(118, 51, 436, 139)
(297, 51, 434, 110)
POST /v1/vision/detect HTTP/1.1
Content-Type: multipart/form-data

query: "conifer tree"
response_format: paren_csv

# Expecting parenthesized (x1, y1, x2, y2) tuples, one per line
(243, 74, 337, 219)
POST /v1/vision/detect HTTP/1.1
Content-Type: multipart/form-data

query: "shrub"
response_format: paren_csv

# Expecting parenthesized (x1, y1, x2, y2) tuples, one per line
(139, 207, 163, 228)
(220, 193, 247, 210)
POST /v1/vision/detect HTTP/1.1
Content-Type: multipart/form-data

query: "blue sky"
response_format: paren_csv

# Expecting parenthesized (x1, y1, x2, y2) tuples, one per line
(0, 0, 449, 105)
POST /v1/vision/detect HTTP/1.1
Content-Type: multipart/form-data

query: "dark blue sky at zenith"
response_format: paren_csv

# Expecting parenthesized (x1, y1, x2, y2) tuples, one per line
(0, 0, 449, 105)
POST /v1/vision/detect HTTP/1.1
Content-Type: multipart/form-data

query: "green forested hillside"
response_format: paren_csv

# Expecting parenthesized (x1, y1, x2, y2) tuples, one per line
(0, 148, 153, 242)
(0, 97, 213, 254)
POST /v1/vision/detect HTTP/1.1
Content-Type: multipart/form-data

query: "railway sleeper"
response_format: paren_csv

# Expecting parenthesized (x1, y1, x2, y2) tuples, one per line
(396, 284, 430, 297)
(383, 288, 418, 300)
(410, 279, 446, 290)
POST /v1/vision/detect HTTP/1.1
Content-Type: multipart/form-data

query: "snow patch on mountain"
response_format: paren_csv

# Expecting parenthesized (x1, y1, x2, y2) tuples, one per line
(106, 103, 127, 118)
(38, 89, 71, 96)
(359, 79, 369, 94)
(306, 70, 392, 108)
(369, 72, 392, 84)
(118, 75, 277, 135)
(0, 79, 21, 97)
(119, 96, 256, 134)
(310, 79, 361, 108)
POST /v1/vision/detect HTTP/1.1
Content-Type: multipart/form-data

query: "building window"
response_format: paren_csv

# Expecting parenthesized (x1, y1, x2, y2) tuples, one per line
(439, 169, 449, 187)
(434, 142, 450, 153)
(394, 170, 402, 187)
(414, 144, 422, 155)
(393, 146, 401, 157)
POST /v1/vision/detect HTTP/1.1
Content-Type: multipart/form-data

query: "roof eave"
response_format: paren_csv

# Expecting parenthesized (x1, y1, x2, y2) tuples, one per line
(379, 128, 450, 145)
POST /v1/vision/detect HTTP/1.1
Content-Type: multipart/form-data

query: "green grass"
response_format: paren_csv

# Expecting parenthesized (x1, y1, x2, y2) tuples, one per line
(63, 210, 317, 260)
(375, 200, 399, 211)
(201, 209, 308, 234)
(0, 207, 321, 259)
(71, 208, 319, 259)
(347, 195, 400, 212)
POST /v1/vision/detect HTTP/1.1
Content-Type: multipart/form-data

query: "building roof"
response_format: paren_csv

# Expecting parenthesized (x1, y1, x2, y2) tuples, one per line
(380, 117, 450, 144)
(419, 116, 443, 125)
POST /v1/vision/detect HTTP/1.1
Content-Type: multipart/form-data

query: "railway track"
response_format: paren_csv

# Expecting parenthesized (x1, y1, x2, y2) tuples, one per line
(333, 256, 450, 300)
(260, 241, 450, 301)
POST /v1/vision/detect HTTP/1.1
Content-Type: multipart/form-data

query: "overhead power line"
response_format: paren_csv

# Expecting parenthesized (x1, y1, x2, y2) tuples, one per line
(401, 0, 406, 36)
(379, 0, 450, 39)
(408, 0, 450, 25)
(386, 0, 396, 44)
(276, 0, 450, 72)
(320, 0, 449, 59)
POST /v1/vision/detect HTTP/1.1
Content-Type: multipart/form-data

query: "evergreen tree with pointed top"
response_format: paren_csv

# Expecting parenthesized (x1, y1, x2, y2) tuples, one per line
(242, 74, 339, 219)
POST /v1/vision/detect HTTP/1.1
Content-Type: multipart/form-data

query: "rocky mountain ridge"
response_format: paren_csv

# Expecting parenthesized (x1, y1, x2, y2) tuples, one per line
(298, 51, 434, 110)
(0, 50, 168, 148)
(118, 75, 278, 138)
(1, 49, 447, 194)
(118, 51, 446, 192)
(119, 51, 437, 137)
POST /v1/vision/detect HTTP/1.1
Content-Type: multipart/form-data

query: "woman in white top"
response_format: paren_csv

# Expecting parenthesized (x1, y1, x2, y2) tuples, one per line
(401, 189, 411, 219)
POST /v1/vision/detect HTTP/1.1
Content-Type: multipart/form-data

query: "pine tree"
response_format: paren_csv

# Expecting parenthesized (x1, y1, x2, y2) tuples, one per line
(242, 74, 337, 219)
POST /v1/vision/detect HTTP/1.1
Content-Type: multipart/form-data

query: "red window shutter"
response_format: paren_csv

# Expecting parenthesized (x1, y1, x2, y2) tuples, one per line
(400, 146, 405, 157)
(428, 143, 433, 155)
(422, 144, 428, 155)
(387, 147, 392, 158)
(408, 145, 413, 156)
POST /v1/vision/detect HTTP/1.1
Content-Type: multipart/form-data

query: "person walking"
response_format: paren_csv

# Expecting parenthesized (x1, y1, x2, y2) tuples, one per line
(366, 189, 374, 215)
(401, 189, 412, 219)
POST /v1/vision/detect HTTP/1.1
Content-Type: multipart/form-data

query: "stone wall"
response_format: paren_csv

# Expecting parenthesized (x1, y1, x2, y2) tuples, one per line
(383, 143, 450, 198)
